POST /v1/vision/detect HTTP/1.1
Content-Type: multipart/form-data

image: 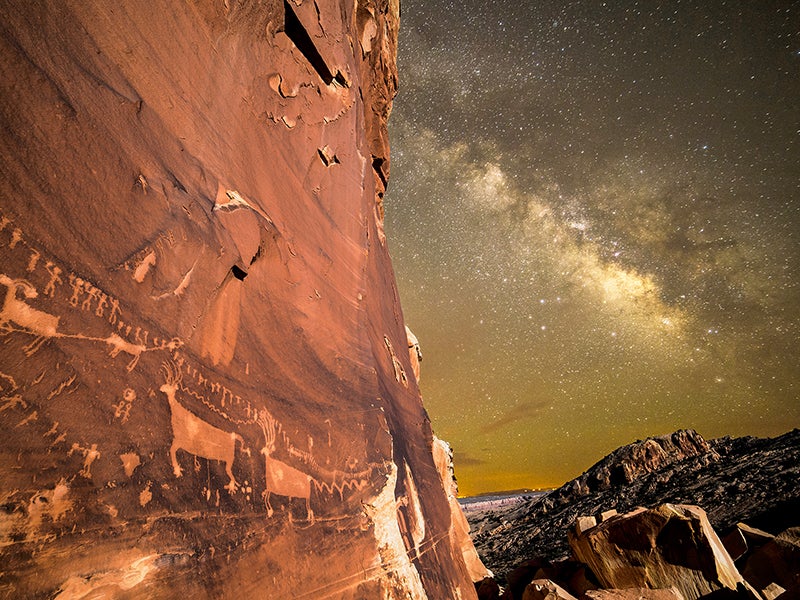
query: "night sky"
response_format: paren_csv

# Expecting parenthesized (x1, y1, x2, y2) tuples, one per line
(383, 1, 800, 496)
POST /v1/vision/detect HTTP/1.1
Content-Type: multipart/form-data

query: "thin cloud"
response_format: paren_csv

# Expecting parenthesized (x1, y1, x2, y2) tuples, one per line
(481, 401, 549, 434)
(452, 450, 484, 467)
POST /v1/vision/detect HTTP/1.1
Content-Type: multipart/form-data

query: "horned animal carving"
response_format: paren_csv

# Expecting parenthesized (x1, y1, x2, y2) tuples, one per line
(257, 409, 314, 522)
(0, 274, 59, 355)
(160, 362, 245, 492)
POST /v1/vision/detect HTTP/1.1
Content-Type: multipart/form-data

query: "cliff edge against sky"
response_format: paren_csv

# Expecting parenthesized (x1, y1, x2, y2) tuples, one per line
(0, 1, 481, 597)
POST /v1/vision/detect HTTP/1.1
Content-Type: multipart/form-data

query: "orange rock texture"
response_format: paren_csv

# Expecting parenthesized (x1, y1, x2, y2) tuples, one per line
(0, 1, 478, 597)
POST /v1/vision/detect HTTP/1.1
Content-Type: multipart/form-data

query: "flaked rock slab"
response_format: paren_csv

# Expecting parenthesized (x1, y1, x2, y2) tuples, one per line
(522, 579, 578, 600)
(568, 504, 750, 600)
(583, 588, 684, 600)
(742, 527, 800, 592)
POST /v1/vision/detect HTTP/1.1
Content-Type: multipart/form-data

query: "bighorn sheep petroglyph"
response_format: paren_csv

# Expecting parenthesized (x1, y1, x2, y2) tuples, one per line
(256, 409, 314, 522)
(0, 274, 58, 356)
(160, 362, 245, 492)
(0, 274, 59, 355)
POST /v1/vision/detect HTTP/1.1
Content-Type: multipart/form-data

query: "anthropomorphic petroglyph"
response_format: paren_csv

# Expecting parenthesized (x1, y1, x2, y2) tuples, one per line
(43, 262, 63, 298)
(9, 228, 22, 249)
(0, 274, 60, 355)
(257, 409, 315, 522)
(27, 249, 40, 272)
(68, 275, 84, 307)
(69, 443, 100, 478)
(107, 297, 120, 324)
(160, 363, 246, 493)
(113, 389, 136, 422)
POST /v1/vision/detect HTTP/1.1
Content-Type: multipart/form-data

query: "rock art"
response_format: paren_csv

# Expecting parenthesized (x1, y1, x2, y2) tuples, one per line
(568, 504, 751, 600)
(0, 1, 477, 598)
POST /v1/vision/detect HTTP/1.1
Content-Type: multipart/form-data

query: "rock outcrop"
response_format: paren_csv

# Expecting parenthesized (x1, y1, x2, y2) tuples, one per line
(433, 435, 493, 582)
(0, 1, 479, 598)
(568, 504, 750, 600)
(469, 429, 800, 578)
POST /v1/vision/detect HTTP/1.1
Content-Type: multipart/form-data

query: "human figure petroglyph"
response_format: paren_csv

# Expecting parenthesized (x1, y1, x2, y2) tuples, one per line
(0, 274, 60, 355)
(27, 249, 40, 272)
(95, 292, 108, 318)
(81, 283, 99, 311)
(68, 275, 84, 307)
(113, 389, 136, 423)
(0, 216, 9, 231)
(9, 228, 22, 249)
(43, 262, 63, 298)
(160, 362, 246, 493)
(69, 443, 100, 478)
(257, 409, 315, 522)
(107, 297, 120, 324)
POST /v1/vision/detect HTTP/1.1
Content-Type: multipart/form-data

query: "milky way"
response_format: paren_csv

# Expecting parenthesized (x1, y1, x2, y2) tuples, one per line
(383, 1, 800, 495)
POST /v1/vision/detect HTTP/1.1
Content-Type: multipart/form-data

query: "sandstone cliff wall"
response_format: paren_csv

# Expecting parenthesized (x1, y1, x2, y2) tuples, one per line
(0, 1, 477, 597)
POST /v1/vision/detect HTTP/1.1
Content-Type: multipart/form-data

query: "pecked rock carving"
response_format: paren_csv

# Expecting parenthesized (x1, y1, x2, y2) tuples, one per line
(160, 362, 246, 493)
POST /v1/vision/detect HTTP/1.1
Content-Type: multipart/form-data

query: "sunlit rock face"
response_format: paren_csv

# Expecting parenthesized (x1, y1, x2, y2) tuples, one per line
(0, 1, 477, 597)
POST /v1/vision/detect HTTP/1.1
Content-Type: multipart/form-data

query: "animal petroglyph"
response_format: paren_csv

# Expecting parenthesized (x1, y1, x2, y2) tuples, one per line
(105, 333, 146, 371)
(0, 395, 27, 413)
(0, 274, 59, 355)
(257, 409, 314, 522)
(160, 363, 246, 493)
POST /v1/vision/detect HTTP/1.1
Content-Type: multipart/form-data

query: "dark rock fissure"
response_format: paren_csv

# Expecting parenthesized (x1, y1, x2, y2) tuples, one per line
(283, 0, 334, 85)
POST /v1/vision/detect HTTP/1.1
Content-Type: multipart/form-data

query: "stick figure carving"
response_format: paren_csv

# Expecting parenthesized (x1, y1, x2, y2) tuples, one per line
(159, 362, 245, 492)
(0, 274, 59, 355)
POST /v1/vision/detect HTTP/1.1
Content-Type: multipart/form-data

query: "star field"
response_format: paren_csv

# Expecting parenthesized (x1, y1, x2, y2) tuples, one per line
(384, 1, 800, 496)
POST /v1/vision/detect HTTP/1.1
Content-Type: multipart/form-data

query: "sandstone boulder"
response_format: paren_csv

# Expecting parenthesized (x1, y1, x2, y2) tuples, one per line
(522, 579, 577, 600)
(583, 588, 684, 600)
(476, 576, 502, 600)
(568, 504, 751, 600)
(742, 528, 800, 593)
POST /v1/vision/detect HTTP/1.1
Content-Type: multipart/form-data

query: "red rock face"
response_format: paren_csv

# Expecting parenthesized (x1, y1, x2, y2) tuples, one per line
(0, 1, 477, 597)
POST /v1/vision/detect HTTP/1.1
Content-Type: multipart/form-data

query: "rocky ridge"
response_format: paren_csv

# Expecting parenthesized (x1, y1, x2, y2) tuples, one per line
(469, 429, 800, 580)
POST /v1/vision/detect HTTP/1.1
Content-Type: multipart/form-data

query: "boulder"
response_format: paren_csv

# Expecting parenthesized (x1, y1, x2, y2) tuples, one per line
(742, 528, 800, 592)
(568, 504, 751, 600)
(475, 576, 502, 600)
(522, 579, 577, 600)
(583, 588, 684, 600)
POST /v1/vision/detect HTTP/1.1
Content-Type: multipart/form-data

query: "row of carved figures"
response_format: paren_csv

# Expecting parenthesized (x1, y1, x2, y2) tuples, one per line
(159, 363, 372, 523)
